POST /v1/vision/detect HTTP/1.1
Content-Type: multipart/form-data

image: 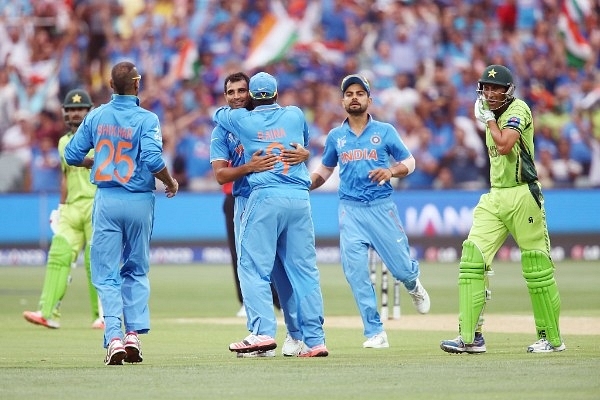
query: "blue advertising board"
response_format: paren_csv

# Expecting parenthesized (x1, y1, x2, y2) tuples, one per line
(0, 189, 598, 246)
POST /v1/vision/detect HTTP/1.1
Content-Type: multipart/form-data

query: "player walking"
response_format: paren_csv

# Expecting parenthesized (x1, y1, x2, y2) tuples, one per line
(310, 74, 430, 349)
(440, 64, 565, 354)
(23, 89, 104, 330)
(65, 62, 178, 365)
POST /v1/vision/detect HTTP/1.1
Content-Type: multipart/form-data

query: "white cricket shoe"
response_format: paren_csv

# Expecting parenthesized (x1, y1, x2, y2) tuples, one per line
(124, 331, 143, 363)
(363, 331, 389, 348)
(281, 333, 304, 357)
(408, 279, 430, 314)
(527, 338, 566, 353)
(237, 350, 276, 358)
(104, 338, 126, 366)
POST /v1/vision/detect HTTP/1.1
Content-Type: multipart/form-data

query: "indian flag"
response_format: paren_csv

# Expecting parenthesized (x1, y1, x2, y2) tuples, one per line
(558, 0, 592, 68)
(243, 3, 298, 70)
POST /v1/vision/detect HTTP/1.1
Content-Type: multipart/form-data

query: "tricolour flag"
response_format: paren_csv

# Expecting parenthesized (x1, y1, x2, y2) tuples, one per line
(243, 3, 298, 70)
(558, 0, 592, 68)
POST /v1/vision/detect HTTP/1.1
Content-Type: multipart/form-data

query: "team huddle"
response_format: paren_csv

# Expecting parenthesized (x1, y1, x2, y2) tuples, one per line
(23, 62, 565, 365)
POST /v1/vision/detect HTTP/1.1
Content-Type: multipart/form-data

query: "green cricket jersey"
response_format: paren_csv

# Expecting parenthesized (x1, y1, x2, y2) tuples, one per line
(486, 98, 538, 188)
(58, 132, 96, 203)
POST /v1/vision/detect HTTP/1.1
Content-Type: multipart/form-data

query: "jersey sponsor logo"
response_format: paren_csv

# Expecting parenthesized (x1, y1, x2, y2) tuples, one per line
(370, 135, 381, 145)
(153, 127, 162, 142)
(226, 131, 239, 144)
(340, 148, 378, 164)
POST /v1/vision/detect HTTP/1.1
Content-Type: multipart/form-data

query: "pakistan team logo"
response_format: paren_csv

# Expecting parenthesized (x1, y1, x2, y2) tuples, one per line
(370, 135, 381, 145)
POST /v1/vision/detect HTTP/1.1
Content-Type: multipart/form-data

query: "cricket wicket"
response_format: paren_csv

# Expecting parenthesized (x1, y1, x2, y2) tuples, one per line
(368, 248, 401, 320)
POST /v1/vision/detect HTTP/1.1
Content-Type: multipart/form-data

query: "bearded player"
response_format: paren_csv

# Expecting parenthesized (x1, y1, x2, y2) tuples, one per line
(440, 65, 565, 354)
(23, 89, 104, 329)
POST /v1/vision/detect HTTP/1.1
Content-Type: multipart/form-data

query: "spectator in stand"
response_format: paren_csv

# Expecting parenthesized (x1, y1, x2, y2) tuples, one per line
(551, 138, 584, 188)
(0, 68, 18, 135)
(441, 126, 485, 190)
(402, 126, 439, 190)
(1, 0, 600, 193)
(27, 134, 61, 193)
(535, 148, 555, 189)
(534, 125, 558, 159)
(175, 117, 219, 192)
(1, 109, 34, 190)
(561, 108, 593, 175)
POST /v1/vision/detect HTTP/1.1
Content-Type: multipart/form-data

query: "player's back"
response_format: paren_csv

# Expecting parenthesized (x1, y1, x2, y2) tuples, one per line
(215, 104, 311, 191)
(66, 96, 164, 193)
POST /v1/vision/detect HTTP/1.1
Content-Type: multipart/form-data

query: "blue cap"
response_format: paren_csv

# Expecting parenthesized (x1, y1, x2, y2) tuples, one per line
(249, 72, 278, 99)
(341, 74, 370, 96)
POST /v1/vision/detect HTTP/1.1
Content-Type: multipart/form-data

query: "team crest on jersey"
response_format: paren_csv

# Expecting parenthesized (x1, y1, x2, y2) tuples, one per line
(370, 135, 381, 145)
(336, 136, 347, 150)
(507, 116, 521, 128)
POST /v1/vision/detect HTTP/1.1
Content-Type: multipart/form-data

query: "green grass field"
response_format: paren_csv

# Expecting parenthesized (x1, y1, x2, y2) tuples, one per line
(1, 261, 599, 399)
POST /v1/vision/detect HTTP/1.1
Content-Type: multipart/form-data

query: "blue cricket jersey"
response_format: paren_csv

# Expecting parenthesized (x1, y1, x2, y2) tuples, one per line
(213, 103, 311, 191)
(321, 116, 412, 202)
(64, 95, 166, 192)
(209, 124, 252, 198)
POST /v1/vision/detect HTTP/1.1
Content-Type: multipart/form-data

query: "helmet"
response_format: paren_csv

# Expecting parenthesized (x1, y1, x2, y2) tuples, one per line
(63, 89, 93, 109)
(476, 65, 515, 110)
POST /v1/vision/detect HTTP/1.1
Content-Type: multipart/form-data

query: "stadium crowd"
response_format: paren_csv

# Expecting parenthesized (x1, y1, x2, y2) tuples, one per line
(1, 0, 599, 193)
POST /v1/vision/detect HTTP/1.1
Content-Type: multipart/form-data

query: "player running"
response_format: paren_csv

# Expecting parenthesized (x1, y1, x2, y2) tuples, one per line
(310, 74, 430, 349)
(440, 64, 565, 354)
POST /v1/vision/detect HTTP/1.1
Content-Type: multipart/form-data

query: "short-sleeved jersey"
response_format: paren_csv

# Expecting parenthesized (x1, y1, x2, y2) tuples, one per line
(209, 124, 251, 198)
(58, 132, 96, 202)
(64, 95, 166, 192)
(321, 116, 412, 202)
(487, 98, 537, 188)
(213, 104, 311, 190)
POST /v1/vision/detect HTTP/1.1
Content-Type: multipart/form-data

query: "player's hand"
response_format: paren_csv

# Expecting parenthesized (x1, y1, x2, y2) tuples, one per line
(81, 157, 94, 169)
(165, 178, 178, 198)
(474, 98, 495, 124)
(247, 150, 277, 173)
(281, 143, 310, 165)
(368, 168, 393, 186)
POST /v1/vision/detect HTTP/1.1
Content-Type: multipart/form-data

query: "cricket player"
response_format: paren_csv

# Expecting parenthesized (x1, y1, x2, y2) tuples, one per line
(213, 72, 328, 357)
(440, 64, 565, 354)
(23, 89, 104, 330)
(210, 71, 310, 357)
(310, 74, 430, 349)
(65, 61, 179, 365)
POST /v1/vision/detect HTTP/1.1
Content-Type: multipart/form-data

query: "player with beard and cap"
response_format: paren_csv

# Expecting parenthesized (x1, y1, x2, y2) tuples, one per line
(440, 65, 565, 354)
(23, 89, 105, 330)
(309, 74, 431, 349)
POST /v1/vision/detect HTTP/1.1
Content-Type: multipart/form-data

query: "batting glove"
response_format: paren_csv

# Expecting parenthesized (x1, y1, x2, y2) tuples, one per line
(49, 204, 64, 234)
(474, 98, 495, 124)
